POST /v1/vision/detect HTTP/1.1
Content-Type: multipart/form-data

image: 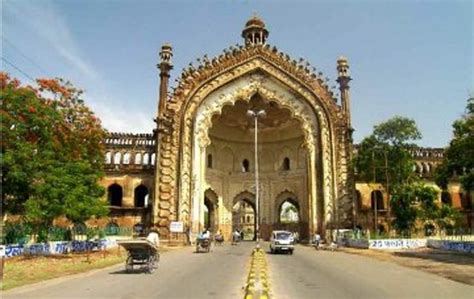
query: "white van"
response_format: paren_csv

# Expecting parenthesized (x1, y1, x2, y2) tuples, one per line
(269, 230, 295, 254)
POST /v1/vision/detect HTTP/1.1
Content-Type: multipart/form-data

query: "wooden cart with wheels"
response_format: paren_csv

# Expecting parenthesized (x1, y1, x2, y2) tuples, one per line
(118, 240, 159, 273)
(195, 238, 211, 253)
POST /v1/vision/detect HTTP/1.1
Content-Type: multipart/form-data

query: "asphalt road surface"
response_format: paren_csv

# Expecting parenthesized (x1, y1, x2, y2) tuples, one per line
(3, 242, 253, 299)
(3, 242, 473, 299)
(268, 244, 473, 299)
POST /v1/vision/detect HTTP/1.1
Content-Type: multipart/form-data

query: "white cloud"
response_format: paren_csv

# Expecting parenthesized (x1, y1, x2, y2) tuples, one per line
(88, 95, 154, 133)
(5, 0, 99, 79)
(4, 0, 153, 134)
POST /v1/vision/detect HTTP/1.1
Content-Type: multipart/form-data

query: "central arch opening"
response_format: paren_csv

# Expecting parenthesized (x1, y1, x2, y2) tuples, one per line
(232, 199, 256, 241)
(204, 93, 310, 240)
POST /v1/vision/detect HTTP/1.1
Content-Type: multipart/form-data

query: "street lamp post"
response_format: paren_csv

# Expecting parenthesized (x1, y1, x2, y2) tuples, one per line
(247, 109, 266, 249)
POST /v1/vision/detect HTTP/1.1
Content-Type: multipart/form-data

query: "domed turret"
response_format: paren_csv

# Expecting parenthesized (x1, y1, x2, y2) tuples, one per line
(242, 14, 269, 46)
(336, 55, 352, 127)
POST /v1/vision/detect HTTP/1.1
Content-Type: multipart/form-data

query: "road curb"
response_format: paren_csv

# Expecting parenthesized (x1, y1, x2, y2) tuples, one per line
(244, 248, 271, 299)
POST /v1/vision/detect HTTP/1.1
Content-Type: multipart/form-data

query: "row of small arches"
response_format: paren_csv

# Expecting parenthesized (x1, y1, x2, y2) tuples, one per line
(107, 183, 149, 207)
(411, 150, 444, 158)
(105, 152, 156, 165)
(105, 138, 155, 146)
(413, 162, 437, 175)
(207, 155, 292, 172)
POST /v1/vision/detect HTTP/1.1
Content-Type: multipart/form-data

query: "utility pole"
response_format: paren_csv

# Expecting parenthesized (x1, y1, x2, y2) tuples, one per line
(372, 151, 378, 238)
(384, 151, 391, 235)
(247, 109, 266, 249)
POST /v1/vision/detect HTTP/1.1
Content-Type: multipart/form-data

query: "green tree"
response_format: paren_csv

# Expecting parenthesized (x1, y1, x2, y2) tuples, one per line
(354, 116, 421, 191)
(435, 97, 474, 193)
(390, 184, 419, 236)
(354, 116, 421, 232)
(390, 183, 439, 236)
(1, 73, 108, 240)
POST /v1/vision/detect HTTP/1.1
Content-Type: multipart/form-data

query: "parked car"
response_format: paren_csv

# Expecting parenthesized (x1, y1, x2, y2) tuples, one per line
(269, 230, 295, 254)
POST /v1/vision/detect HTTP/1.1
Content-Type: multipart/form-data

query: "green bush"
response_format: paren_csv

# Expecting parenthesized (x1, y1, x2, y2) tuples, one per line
(4, 222, 32, 244)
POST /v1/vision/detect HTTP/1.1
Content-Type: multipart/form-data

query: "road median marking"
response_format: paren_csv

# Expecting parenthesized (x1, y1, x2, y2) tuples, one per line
(244, 248, 271, 299)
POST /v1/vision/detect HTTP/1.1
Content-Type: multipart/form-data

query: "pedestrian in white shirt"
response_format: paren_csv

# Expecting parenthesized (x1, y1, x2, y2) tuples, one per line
(147, 228, 160, 248)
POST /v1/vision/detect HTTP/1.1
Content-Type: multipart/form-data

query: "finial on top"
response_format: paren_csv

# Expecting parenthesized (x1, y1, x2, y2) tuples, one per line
(158, 43, 173, 75)
(242, 14, 269, 46)
(160, 43, 173, 65)
(337, 55, 350, 78)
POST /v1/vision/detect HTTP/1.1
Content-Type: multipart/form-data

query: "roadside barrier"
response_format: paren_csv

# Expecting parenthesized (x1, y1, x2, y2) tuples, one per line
(244, 248, 271, 299)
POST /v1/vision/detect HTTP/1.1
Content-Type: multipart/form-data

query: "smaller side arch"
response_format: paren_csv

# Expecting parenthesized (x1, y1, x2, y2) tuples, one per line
(107, 183, 123, 206)
(134, 184, 149, 207)
(371, 190, 384, 210)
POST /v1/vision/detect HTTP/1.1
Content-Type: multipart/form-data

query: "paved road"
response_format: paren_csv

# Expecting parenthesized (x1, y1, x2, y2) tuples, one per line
(3, 242, 254, 299)
(4, 242, 473, 299)
(268, 244, 474, 299)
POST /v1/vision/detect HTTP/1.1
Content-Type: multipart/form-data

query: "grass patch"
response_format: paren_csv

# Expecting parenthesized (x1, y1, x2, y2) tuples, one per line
(1, 249, 125, 291)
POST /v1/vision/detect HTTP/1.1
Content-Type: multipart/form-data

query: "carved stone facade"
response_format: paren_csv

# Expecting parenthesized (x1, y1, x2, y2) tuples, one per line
(99, 17, 472, 239)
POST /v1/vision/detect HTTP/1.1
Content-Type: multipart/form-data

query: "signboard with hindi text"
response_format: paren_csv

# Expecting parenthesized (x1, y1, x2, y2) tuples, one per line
(170, 221, 184, 233)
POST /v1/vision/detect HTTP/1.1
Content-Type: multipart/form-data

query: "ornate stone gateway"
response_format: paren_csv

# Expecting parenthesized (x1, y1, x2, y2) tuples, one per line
(154, 16, 355, 240)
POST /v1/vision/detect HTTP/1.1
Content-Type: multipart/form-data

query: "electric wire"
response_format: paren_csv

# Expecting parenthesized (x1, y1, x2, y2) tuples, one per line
(1, 56, 36, 82)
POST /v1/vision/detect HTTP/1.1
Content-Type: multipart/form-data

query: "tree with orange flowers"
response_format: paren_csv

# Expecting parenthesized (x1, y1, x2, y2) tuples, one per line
(1, 73, 108, 241)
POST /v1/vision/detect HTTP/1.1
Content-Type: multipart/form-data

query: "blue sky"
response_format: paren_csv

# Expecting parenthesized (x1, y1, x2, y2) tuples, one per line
(2, 0, 472, 147)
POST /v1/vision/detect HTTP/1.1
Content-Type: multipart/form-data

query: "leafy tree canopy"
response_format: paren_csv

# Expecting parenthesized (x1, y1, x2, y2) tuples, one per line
(1, 73, 108, 233)
(373, 116, 422, 147)
(354, 116, 422, 191)
(390, 183, 460, 236)
(435, 97, 474, 191)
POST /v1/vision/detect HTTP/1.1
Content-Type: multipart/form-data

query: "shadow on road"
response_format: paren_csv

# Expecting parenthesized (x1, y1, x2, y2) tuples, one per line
(109, 269, 154, 275)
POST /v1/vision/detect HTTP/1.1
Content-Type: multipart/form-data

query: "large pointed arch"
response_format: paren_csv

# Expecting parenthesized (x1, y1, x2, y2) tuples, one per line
(154, 46, 353, 237)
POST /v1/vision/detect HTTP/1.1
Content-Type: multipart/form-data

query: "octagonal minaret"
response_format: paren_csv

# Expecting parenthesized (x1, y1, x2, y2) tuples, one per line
(242, 14, 269, 46)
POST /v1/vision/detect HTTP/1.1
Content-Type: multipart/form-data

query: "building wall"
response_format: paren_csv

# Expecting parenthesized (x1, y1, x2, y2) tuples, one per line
(100, 134, 473, 235)
(203, 135, 308, 240)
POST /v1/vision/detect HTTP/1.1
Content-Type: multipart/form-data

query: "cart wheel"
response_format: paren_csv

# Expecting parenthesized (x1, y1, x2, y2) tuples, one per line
(125, 256, 133, 272)
(147, 255, 157, 274)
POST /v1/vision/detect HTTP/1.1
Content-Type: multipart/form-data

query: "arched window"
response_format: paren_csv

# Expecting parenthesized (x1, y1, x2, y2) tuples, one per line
(113, 152, 121, 165)
(441, 191, 452, 206)
(151, 153, 156, 165)
(207, 154, 213, 168)
(123, 152, 131, 164)
(134, 185, 148, 207)
(134, 153, 142, 165)
(105, 152, 112, 164)
(371, 190, 384, 210)
(246, 215, 251, 223)
(422, 163, 429, 174)
(107, 184, 123, 206)
(283, 157, 290, 171)
(142, 153, 149, 165)
(279, 199, 299, 223)
(242, 159, 250, 172)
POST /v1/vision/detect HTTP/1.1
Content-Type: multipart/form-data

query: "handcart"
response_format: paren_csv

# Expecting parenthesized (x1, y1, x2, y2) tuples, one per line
(196, 238, 211, 253)
(118, 240, 159, 273)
